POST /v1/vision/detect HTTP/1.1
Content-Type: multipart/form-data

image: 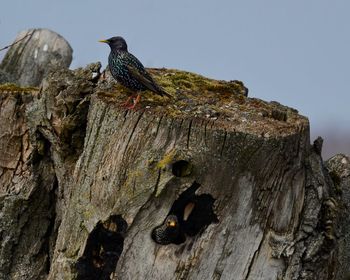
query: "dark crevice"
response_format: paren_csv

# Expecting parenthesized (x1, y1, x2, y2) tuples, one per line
(186, 120, 192, 149)
(166, 118, 174, 144)
(42, 176, 58, 274)
(154, 115, 163, 137)
(245, 231, 265, 280)
(220, 130, 227, 156)
(177, 118, 184, 134)
(172, 160, 192, 177)
(122, 111, 144, 160)
(123, 109, 128, 120)
(153, 169, 162, 196)
(204, 120, 208, 147)
(152, 181, 218, 245)
(76, 215, 128, 280)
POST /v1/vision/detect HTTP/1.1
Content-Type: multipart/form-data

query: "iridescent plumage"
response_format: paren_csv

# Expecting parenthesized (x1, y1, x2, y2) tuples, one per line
(151, 215, 180, 245)
(99, 36, 170, 108)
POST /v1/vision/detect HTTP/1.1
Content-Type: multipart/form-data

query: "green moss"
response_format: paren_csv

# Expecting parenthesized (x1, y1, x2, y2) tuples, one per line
(149, 69, 249, 97)
(95, 68, 307, 136)
(0, 83, 38, 93)
(205, 81, 246, 95)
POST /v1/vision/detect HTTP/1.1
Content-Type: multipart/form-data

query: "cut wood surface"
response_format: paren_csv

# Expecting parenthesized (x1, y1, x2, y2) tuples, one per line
(0, 64, 346, 280)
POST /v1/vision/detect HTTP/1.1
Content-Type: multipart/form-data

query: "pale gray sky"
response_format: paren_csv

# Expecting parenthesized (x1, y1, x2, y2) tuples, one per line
(1, 0, 349, 158)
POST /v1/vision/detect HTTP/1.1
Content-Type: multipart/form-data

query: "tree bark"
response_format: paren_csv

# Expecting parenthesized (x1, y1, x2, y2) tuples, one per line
(0, 65, 346, 280)
(326, 154, 350, 280)
(0, 86, 56, 279)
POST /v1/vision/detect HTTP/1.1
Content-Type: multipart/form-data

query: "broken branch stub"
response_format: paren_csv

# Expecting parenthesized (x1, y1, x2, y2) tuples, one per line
(0, 28, 72, 86)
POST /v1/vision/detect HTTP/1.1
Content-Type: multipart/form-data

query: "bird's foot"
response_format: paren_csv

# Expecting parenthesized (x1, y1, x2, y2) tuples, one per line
(122, 96, 134, 108)
(122, 93, 141, 110)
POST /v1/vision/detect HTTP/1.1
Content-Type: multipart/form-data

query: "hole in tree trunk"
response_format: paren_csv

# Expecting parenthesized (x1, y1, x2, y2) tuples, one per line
(76, 215, 127, 280)
(152, 181, 218, 245)
(172, 160, 192, 177)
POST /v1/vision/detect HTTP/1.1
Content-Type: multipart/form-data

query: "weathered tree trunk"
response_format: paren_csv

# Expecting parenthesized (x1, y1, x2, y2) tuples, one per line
(0, 64, 347, 280)
(0, 86, 56, 279)
(0, 28, 72, 86)
(0, 64, 99, 279)
(326, 154, 350, 280)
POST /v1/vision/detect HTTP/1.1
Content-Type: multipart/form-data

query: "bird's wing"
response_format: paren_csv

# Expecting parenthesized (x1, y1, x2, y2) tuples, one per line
(126, 54, 172, 97)
(126, 64, 160, 93)
(183, 202, 195, 221)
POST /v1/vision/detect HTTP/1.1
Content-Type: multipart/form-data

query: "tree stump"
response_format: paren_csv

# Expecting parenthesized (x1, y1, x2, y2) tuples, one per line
(0, 28, 72, 86)
(0, 65, 344, 280)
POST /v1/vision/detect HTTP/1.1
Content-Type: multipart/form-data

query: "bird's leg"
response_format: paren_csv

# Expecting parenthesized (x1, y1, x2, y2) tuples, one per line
(126, 93, 141, 110)
(122, 94, 136, 108)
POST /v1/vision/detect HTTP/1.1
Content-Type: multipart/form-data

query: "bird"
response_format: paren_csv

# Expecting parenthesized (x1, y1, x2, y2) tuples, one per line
(99, 36, 171, 109)
(151, 215, 180, 245)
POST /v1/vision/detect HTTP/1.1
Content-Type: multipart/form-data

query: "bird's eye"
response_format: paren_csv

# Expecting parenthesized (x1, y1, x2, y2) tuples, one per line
(168, 220, 176, 227)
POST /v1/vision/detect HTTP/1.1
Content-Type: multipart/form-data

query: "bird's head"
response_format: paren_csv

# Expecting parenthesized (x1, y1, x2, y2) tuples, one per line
(165, 215, 178, 228)
(99, 36, 128, 51)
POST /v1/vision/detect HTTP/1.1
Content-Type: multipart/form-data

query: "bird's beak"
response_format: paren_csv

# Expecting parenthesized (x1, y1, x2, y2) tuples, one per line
(169, 221, 176, 227)
(99, 39, 109, 43)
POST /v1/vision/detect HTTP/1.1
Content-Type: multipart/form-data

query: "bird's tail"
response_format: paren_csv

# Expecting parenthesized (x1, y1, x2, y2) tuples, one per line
(157, 87, 172, 98)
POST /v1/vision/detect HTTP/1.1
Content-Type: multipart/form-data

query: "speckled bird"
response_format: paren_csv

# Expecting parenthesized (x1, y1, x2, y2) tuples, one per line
(99, 36, 171, 109)
(151, 215, 180, 245)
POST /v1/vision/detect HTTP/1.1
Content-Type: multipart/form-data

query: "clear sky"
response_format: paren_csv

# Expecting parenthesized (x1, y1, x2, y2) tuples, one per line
(1, 0, 349, 158)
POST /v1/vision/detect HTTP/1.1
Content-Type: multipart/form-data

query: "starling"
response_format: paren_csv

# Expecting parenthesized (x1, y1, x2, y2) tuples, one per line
(99, 36, 171, 109)
(151, 215, 180, 245)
